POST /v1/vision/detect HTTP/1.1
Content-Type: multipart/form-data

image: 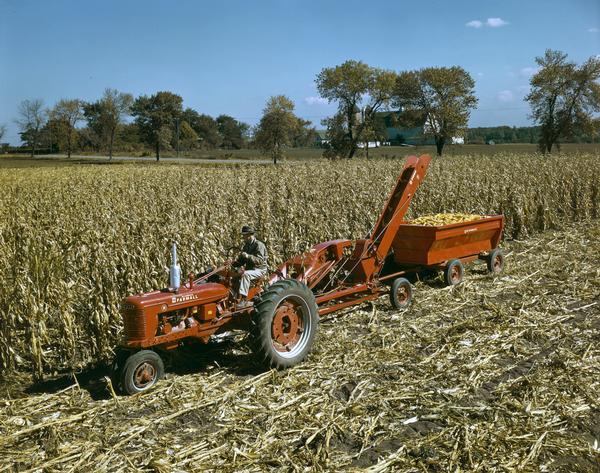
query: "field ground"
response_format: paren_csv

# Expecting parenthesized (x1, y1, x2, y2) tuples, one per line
(1, 220, 598, 471)
(2, 142, 599, 167)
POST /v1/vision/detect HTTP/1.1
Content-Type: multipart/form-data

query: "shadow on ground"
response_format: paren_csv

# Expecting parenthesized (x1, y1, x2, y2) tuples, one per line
(1, 339, 264, 401)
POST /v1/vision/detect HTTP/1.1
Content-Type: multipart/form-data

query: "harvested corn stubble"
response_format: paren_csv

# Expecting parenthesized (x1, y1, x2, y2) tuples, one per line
(409, 213, 483, 226)
(0, 220, 598, 471)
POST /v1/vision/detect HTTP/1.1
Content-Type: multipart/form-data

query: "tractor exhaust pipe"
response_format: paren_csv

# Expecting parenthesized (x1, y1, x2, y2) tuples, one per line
(170, 242, 181, 291)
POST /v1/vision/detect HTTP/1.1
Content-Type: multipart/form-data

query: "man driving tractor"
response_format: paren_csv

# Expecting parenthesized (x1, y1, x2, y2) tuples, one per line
(234, 225, 268, 308)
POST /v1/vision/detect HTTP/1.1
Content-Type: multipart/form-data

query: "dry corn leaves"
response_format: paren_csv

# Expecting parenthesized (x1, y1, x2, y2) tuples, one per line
(0, 219, 598, 471)
(0, 154, 600, 378)
(0, 154, 598, 377)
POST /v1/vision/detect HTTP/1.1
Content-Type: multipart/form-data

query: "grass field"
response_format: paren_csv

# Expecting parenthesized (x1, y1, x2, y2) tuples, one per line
(0, 150, 598, 470)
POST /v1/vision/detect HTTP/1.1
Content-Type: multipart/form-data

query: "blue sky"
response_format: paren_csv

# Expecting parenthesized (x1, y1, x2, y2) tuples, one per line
(1, 0, 598, 145)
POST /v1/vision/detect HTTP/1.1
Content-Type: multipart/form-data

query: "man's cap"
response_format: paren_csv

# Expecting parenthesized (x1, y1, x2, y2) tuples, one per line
(241, 225, 255, 235)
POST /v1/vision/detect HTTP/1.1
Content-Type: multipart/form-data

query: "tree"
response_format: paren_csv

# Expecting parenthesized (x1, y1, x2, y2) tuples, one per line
(526, 50, 600, 153)
(321, 114, 352, 160)
(0, 124, 6, 142)
(178, 121, 199, 150)
(393, 67, 478, 156)
(291, 118, 318, 147)
(254, 95, 305, 164)
(83, 88, 133, 160)
(50, 99, 84, 158)
(361, 113, 387, 159)
(181, 108, 221, 148)
(131, 91, 183, 161)
(217, 115, 249, 149)
(15, 99, 46, 157)
(316, 60, 397, 159)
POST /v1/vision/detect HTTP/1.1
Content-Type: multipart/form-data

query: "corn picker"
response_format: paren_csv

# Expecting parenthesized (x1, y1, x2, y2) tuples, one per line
(112, 154, 505, 394)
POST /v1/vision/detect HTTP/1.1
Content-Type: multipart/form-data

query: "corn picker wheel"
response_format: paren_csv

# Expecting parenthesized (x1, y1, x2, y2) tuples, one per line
(487, 248, 505, 273)
(119, 350, 165, 395)
(444, 259, 464, 286)
(250, 279, 319, 369)
(389, 277, 413, 309)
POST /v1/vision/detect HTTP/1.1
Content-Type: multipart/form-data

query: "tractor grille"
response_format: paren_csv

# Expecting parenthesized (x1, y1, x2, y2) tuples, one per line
(122, 307, 147, 339)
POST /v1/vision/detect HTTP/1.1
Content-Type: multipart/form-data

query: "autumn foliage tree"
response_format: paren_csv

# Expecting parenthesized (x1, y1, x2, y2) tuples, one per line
(83, 89, 133, 160)
(316, 60, 397, 159)
(50, 99, 84, 158)
(254, 95, 307, 164)
(393, 67, 477, 156)
(526, 50, 600, 153)
(131, 91, 183, 161)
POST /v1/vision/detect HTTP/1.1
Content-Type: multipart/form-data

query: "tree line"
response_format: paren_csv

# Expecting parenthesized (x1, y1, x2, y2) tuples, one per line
(467, 125, 598, 145)
(3, 49, 598, 161)
(12, 91, 278, 160)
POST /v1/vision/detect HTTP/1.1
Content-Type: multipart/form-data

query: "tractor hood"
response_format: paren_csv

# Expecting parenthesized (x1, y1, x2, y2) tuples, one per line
(122, 282, 228, 312)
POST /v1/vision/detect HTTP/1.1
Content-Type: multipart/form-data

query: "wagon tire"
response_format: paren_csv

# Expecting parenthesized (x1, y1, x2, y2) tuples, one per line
(487, 248, 505, 273)
(444, 259, 464, 286)
(390, 277, 412, 309)
(121, 350, 164, 395)
(250, 279, 318, 369)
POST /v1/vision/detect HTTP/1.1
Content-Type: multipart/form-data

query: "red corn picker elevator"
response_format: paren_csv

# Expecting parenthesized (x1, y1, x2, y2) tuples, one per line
(112, 155, 505, 394)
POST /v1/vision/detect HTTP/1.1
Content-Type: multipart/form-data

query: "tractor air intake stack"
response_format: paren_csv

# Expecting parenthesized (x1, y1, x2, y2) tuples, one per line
(170, 242, 181, 291)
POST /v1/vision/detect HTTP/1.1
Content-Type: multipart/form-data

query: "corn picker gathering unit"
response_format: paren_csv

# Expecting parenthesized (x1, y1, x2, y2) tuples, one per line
(113, 155, 505, 394)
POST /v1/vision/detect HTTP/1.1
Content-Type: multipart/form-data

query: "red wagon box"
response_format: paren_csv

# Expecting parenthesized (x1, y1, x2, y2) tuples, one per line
(392, 215, 504, 266)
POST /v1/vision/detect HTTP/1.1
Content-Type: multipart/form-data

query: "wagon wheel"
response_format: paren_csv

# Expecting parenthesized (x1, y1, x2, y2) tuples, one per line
(120, 350, 165, 395)
(250, 279, 319, 369)
(390, 277, 413, 309)
(444, 259, 464, 286)
(487, 248, 505, 273)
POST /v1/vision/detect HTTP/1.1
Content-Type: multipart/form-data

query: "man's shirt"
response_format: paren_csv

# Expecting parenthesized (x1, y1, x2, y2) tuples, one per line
(240, 238, 268, 270)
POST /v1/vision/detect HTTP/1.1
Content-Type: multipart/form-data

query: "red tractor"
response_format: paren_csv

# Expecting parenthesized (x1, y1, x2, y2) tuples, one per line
(112, 155, 505, 394)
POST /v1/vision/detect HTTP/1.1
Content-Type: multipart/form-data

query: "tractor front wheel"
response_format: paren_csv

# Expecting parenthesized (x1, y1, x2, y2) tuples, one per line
(250, 279, 319, 369)
(120, 350, 164, 395)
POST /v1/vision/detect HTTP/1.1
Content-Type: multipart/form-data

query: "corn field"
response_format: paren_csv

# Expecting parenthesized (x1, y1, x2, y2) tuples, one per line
(0, 153, 598, 378)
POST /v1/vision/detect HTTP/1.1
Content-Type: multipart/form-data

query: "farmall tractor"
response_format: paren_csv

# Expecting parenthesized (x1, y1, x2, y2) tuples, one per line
(112, 155, 505, 394)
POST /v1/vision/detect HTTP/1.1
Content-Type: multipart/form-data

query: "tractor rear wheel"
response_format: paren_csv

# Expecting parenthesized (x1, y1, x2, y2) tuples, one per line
(444, 259, 464, 286)
(250, 279, 319, 369)
(487, 248, 505, 273)
(390, 277, 412, 309)
(120, 350, 164, 395)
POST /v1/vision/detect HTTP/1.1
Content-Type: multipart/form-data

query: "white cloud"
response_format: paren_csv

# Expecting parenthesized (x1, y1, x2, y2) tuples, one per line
(589, 27, 599, 33)
(477, 72, 484, 77)
(486, 17, 509, 27)
(466, 20, 483, 28)
(497, 90, 514, 102)
(305, 96, 328, 106)
(520, 66, 539, 77)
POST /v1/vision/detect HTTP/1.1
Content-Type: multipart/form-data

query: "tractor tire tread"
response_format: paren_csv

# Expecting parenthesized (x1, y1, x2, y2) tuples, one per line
(250, 279, 318, 369)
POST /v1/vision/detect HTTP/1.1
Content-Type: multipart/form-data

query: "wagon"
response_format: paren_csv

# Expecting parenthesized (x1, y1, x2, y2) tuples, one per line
(391, 215, 505, 285)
